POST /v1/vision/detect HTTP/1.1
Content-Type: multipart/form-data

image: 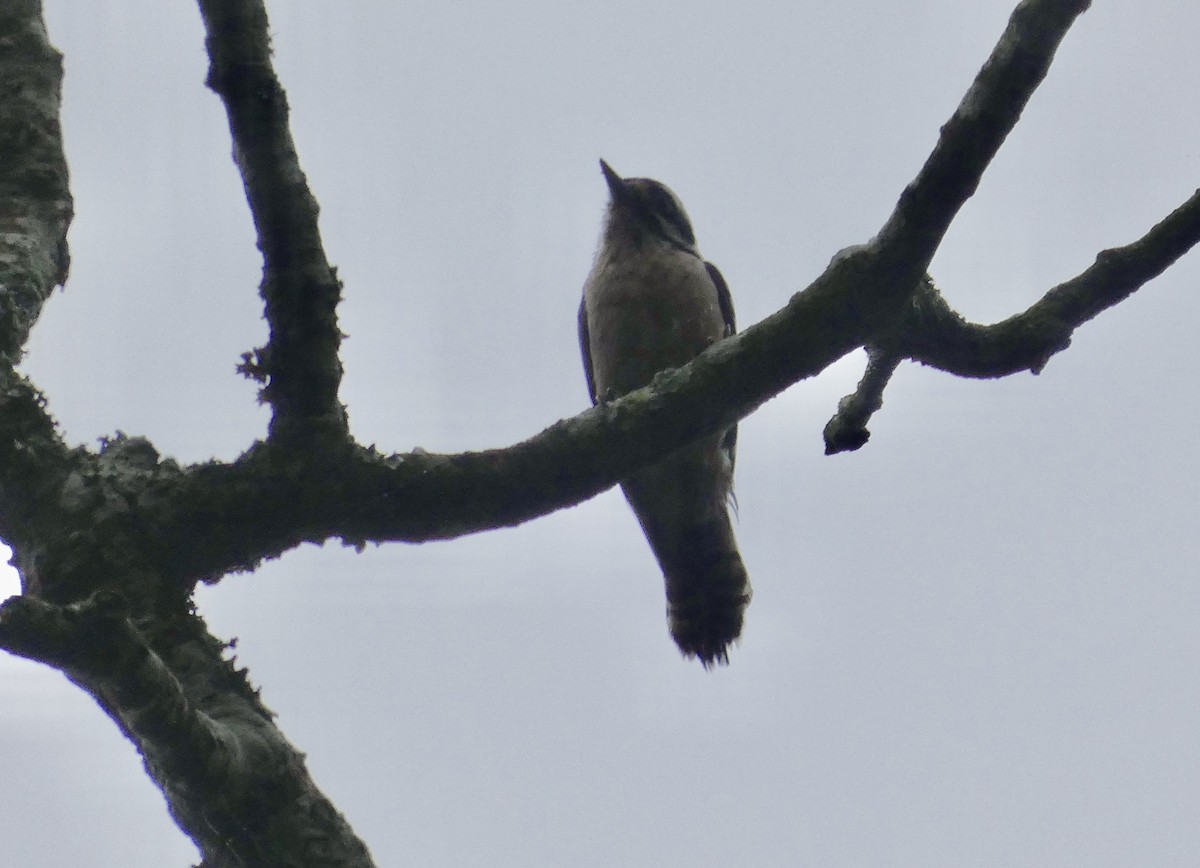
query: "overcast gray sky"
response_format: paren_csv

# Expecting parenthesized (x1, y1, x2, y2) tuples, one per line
(3, 2, 1199, 866)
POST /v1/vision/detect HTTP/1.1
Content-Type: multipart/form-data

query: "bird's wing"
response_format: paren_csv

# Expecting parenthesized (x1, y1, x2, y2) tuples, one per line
(704, 260, 738, 468)
(705, 260, 735, 338)
(578, 296, 597, 404)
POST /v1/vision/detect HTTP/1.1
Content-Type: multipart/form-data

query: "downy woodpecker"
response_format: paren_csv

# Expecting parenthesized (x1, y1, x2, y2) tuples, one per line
(578, 160, 750, 667)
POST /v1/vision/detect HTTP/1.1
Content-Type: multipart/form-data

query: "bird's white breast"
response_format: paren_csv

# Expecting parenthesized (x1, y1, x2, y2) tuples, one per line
(583, 242, 724, 398)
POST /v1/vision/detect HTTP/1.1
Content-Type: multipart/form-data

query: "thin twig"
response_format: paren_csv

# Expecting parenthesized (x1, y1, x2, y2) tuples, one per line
(824, 348, 902, 455)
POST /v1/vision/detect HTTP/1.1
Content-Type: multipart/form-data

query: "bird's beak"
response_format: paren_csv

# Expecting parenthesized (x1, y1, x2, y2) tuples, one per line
(599, 159, 626, 201)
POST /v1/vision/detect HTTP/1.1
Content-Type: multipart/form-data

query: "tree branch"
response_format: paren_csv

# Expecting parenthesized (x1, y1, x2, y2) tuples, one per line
(0, 0, 71, 363)
(824, 347, 901, 455)
(0, 2, 73, 599)
(900, 188, 1200, 377)
(876, 0, 1092, 271)
(197, 0, 346, 438)
(0, 591, 377, 867)
(825, 188, 1200, 450)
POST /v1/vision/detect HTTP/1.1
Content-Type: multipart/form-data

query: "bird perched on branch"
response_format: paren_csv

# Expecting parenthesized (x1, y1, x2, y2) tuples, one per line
(578, 159, 750, 667)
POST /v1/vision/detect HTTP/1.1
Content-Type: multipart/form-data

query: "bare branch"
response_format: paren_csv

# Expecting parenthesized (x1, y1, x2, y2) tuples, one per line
(875, 0, 1092, 271)
(0, 0, 72, 362)
(72, 252, 852, 584)
(823, 187, 1200, 445)
(197, 0, 346, 438)
(0, 593, 221, 748)
(813, 1, 1095, 451)
(0, 591, 377, 867)
(821, 186, 1200, 449)
(898, 189, 1200, 378)
(824, 348, 901, 455)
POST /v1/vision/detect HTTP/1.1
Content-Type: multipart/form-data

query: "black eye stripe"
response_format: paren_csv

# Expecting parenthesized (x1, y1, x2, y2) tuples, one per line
(629, 179, 696, 247)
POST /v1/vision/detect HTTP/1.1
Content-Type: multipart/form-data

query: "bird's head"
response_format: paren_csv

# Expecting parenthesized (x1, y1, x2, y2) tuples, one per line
(599, 159, 697, 253)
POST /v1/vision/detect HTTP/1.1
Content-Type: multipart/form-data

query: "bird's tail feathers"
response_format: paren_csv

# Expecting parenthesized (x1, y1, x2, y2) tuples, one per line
(662, 517, 751, 668)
